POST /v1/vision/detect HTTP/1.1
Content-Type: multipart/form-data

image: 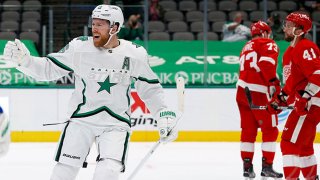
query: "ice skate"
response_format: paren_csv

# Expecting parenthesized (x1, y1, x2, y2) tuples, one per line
(261, 158, 283, 180)
(243, 158, 256, 180)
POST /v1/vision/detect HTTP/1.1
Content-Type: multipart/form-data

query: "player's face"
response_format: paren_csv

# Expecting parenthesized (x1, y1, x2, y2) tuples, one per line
(92, 18, 111, 47)
(282, 21, 295, 42)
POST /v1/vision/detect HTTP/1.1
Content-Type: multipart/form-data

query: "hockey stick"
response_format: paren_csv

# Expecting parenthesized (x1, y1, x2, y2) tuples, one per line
(244, 86, 293, 110)
(127, 77, 185, 180)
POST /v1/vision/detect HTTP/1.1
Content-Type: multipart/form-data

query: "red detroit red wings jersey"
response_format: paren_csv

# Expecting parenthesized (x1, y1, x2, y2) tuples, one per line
(238, 38, 279, 92)
(282, 39, 320, 97)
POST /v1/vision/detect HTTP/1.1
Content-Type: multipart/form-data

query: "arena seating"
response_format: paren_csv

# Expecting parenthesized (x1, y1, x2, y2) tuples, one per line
(0, 0, 317, 47)
(149, 0, 313, 41)
(0, 0, 41, 44)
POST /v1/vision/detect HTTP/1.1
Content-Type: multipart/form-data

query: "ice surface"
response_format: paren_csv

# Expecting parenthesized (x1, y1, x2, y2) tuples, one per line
(0, 142, 316, 180)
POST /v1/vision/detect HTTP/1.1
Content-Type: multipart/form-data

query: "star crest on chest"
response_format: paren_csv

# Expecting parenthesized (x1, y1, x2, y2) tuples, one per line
(97, 76, 117, 94)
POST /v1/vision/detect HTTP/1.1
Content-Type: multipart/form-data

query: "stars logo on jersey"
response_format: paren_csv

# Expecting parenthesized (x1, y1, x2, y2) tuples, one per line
(97, 76, 117, 94)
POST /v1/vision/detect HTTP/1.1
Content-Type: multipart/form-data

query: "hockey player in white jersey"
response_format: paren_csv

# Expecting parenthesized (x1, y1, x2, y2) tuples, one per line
(3, 4, 178, 180)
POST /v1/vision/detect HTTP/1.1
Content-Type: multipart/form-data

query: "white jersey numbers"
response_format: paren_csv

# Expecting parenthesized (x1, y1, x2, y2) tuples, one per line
(239, 51, 260, 72)
(303, 48, 317, 60)
(267, 42, 278, 52)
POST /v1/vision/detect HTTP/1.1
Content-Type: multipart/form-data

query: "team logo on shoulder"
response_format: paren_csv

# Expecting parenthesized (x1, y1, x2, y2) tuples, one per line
(283, 63, 291, 82)
(131, 42, 141, 48)
(76, 36, 89, 41)
(58, 44, 69, 53)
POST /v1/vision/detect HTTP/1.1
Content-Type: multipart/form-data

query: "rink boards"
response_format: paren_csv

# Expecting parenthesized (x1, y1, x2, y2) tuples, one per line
(1, 88, 320, 142)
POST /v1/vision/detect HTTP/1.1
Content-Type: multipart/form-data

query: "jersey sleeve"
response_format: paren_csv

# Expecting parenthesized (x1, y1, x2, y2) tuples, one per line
(17, 38, 77, 81)
(132, 51, 167, 117)
(257, 40, 279, 82)
(295, 42, 320, 87)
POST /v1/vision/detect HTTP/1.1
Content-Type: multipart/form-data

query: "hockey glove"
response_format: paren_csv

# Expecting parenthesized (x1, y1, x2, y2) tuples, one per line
(3, 39, 31, 67)
(266, 79, 284, 114)
(294, 91, 310, 116)
(267, 92, 288, 114)
(267, 78, 281, 99)
(157, 108, 178, 143)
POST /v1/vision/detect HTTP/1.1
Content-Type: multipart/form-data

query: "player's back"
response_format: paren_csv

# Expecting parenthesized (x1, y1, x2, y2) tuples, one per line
(238, 38, 278, 88)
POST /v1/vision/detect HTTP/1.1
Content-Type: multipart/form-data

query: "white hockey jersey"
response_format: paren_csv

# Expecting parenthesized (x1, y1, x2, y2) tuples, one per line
(17, 36, 167, 128)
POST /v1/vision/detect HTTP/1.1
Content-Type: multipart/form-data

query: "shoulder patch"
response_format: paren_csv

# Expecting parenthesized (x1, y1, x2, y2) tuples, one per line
(76, 36, 89, 41)
(131, 42, 141, 48)
(58, 44, 69, 53)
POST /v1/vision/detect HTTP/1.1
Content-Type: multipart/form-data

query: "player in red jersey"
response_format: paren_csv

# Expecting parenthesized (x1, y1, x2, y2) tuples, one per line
(269, 12, 320, 180)
(236, 21, 283, 179)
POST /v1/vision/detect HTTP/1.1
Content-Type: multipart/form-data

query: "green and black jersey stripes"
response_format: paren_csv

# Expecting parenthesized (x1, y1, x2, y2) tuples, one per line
(71, 79, 87, 118)
(121, 132, 130, 172)
(55, 122, 70, 162)
(72, 106, 131, 127)
(46, 55, 73, 72)
(126, 86, 131, 107)
(134, 76, 160, 84)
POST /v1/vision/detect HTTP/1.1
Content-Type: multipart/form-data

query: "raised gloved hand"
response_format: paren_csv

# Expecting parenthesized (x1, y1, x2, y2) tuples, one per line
(294, 92, 310, 116)
(3, 39, 31, 67)
(157, 108, 178, 143)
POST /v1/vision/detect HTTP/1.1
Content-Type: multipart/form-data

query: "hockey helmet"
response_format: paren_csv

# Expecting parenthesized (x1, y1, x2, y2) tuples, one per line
(250, 21, 271, 36)
(92, 5, 124, 33)
(286, 12, 312, 33)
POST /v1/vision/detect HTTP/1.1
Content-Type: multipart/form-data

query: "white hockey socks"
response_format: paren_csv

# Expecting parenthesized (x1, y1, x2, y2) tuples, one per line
(93, 158, 122, 180)
(50, 163, 79, 180)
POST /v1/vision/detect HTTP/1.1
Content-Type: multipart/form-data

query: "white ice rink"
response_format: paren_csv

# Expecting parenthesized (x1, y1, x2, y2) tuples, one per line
(3, 142, 319, 180)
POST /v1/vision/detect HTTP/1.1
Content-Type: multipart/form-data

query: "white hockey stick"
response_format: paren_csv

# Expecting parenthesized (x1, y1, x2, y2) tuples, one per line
(127, 77, 185, 180)
(176, 77, 185, 112)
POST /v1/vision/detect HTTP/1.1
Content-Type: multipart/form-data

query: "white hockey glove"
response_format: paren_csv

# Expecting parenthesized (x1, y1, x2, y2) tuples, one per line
(3, 39, 31, 67)
(0, 107, 10, 157)
(157, 108, 178, 143)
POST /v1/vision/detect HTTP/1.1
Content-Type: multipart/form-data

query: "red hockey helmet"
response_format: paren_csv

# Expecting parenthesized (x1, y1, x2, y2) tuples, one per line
(286, 12, 312, 33)
(250, 21, 271, 36)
